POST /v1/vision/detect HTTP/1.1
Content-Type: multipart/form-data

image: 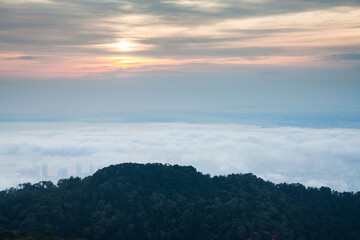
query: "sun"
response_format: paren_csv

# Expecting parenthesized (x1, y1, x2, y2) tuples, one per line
(113, 40, 135, 51)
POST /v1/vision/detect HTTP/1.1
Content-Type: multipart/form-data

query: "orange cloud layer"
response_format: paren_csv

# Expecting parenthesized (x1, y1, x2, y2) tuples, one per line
(0, 5, 359, 79)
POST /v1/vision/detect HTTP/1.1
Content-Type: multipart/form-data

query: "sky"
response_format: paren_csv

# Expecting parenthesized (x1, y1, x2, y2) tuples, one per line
(0, 0, 360, 191)
(0, 0, 359, 78)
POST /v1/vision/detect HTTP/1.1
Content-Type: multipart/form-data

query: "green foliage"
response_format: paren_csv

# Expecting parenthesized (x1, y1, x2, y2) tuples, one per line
(0, 163, 359, 240)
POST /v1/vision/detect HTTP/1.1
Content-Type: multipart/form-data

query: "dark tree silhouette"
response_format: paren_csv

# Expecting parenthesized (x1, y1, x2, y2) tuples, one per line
(0, 163, 359, 240)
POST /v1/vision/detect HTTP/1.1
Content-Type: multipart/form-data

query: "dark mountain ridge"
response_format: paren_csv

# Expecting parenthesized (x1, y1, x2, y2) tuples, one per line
(0, 163, 359, 240)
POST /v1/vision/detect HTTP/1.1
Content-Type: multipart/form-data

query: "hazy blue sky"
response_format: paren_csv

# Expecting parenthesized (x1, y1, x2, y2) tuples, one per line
(1, 67, 360, 127)
(0, 0, 360, 191)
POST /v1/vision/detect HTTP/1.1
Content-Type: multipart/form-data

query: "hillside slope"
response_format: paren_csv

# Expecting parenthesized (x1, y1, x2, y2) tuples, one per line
(0, 163, 359, 240)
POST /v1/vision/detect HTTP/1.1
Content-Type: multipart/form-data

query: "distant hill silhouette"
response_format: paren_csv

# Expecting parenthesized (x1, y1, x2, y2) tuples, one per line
(0, 163, 359, 240)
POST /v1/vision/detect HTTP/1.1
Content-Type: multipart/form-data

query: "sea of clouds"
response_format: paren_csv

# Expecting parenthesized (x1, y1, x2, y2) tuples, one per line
(0, 122, 359, 192)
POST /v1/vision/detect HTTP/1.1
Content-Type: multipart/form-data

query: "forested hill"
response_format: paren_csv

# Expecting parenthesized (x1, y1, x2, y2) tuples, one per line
(0, 163, 359, 240)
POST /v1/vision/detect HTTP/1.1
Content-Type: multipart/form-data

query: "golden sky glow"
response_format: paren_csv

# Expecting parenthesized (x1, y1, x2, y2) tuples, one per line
(0, 0, 359, 78)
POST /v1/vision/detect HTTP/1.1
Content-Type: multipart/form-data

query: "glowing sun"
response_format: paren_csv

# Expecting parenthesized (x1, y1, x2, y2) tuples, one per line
(113, 40, 135, 51)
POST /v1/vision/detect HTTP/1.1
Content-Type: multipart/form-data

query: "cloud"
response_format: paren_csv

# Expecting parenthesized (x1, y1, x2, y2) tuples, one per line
(162, 0, 229, 12)
(4, 56, 40, 60)
(1, 0, 359, 78)
(0, 122, 359, 192)
(328, 53, 360, 60)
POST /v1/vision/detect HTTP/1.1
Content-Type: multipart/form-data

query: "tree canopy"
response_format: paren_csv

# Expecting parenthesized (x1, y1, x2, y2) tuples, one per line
(0, 163, 359, 240)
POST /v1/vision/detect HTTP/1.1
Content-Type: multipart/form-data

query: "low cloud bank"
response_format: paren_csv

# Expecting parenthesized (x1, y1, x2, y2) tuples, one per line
(0, 122, 359, 192)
